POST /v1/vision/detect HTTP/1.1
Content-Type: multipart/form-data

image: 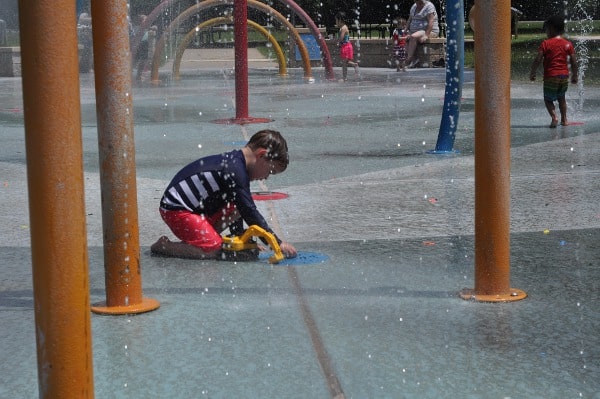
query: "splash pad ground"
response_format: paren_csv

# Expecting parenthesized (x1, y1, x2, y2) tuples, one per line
(1, 49, 599, 398)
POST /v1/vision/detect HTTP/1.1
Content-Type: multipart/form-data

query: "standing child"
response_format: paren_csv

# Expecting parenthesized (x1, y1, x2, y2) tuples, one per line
(391, 17, 408, 72)
(335, 12, 360, 81)
(530, 15, 578, 128)
(132, 15, 156, 84)
(151, 129, 297, 261)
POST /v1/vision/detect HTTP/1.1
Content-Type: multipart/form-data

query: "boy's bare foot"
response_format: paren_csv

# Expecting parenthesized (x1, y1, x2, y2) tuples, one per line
(150, 235, 171, 255)
(150, 236, 217, 260)
(549, 120, 558, 128)
(561, 120, 568, 126)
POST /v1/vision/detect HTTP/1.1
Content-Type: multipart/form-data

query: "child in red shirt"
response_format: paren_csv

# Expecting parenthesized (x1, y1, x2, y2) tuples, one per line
(530, 15, 578, 128)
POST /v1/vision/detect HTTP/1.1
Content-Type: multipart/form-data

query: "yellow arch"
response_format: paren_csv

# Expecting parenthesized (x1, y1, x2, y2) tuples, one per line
(151, 0, 311, 83)
(172, 17, 287, 80)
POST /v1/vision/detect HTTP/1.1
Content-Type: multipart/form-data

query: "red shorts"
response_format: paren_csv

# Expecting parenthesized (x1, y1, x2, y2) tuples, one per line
(159, 204, 237, 252)
(340, 42, 354, 60)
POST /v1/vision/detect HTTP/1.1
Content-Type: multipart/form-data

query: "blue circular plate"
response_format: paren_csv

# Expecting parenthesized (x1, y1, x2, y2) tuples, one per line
(259, 251, 329, 266)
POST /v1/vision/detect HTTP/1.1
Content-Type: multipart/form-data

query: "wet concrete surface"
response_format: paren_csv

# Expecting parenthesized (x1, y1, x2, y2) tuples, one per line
(1, 53, 599, 398)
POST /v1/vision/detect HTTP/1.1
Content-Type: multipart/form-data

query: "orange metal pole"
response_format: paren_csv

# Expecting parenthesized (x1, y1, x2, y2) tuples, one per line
(460, 0, 526, 302)
(89, 0, 159, 315)
(18, 1, 95, 397)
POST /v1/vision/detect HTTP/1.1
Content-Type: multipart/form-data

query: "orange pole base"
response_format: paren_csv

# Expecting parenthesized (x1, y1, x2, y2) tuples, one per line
(91, 297, 160, 315)
(459, 288, 527, 303)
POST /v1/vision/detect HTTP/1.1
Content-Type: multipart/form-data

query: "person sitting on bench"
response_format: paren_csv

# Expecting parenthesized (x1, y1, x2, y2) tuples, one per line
(405, 0, 440, 68)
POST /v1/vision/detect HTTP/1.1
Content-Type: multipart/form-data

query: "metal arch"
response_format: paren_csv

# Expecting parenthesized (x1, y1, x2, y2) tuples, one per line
(172, 17, 288, 80)
(133, 0, 333, 79)
(150, 0, 312, 83)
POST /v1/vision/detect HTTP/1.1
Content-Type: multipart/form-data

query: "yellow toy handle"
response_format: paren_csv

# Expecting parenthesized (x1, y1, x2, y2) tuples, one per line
(221, 225, 285, 264)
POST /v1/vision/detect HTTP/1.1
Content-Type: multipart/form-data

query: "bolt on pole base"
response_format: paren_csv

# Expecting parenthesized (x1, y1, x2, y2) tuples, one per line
(91, 297, 160, 315)
(459, 288, 527, 302)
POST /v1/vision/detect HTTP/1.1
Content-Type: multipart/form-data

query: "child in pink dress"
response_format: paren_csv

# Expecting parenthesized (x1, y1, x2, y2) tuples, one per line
(335, 12, 359, 81)
(391, 17, 408, 71)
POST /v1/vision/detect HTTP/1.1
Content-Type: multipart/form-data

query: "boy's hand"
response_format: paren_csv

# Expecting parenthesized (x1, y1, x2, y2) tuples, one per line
(279, 242, 297, 258)
(529, 72, 536, 81)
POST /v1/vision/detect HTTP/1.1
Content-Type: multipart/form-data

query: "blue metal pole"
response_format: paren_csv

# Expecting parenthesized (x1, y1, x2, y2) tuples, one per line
(432, 0, 464, 153)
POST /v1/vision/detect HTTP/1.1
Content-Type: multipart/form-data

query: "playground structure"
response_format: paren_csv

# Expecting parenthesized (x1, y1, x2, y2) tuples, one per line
(150, 0, 313, 83)
(16, 0, 530, 396)
(132, 0, 334, 82)
(171, 16, 288, 80)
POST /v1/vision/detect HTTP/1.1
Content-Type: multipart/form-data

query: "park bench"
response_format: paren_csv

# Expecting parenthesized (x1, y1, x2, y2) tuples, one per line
(416, 37, 475, 68)
(416, 37, 446, 67)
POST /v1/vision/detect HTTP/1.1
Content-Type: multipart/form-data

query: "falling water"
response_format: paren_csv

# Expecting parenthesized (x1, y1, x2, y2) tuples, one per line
(565, 0, 594, 113)
(384, 3, 398, 69)
(353, 0, 361, 64)
(263, 0, 275, 61)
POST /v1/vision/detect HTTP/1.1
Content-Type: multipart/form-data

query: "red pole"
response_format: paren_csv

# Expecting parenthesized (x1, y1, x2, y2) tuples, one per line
(234, 0, 249, 120)
(90, 0, 159, 314)
(18, 0, 95, 396)
(216, 0, 271, 125)
(460, 0, 526, 302)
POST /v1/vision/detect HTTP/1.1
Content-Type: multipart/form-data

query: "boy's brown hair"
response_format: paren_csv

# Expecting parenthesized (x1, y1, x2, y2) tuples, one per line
(247, 129, 289, 171)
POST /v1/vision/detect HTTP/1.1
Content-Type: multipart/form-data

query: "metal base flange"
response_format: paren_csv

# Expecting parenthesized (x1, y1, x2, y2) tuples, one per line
(91, 297, 160, 315)
(459, 288, 527, 302)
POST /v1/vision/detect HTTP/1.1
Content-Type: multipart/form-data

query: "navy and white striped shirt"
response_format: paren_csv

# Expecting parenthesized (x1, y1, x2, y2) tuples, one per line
(160, 149, 279, 241)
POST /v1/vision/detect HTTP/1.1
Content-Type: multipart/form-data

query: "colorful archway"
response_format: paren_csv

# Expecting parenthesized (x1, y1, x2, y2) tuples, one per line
(172, 16, 288, 79)
(132, 0, 334, 79)
(150, 0, 312, 83)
